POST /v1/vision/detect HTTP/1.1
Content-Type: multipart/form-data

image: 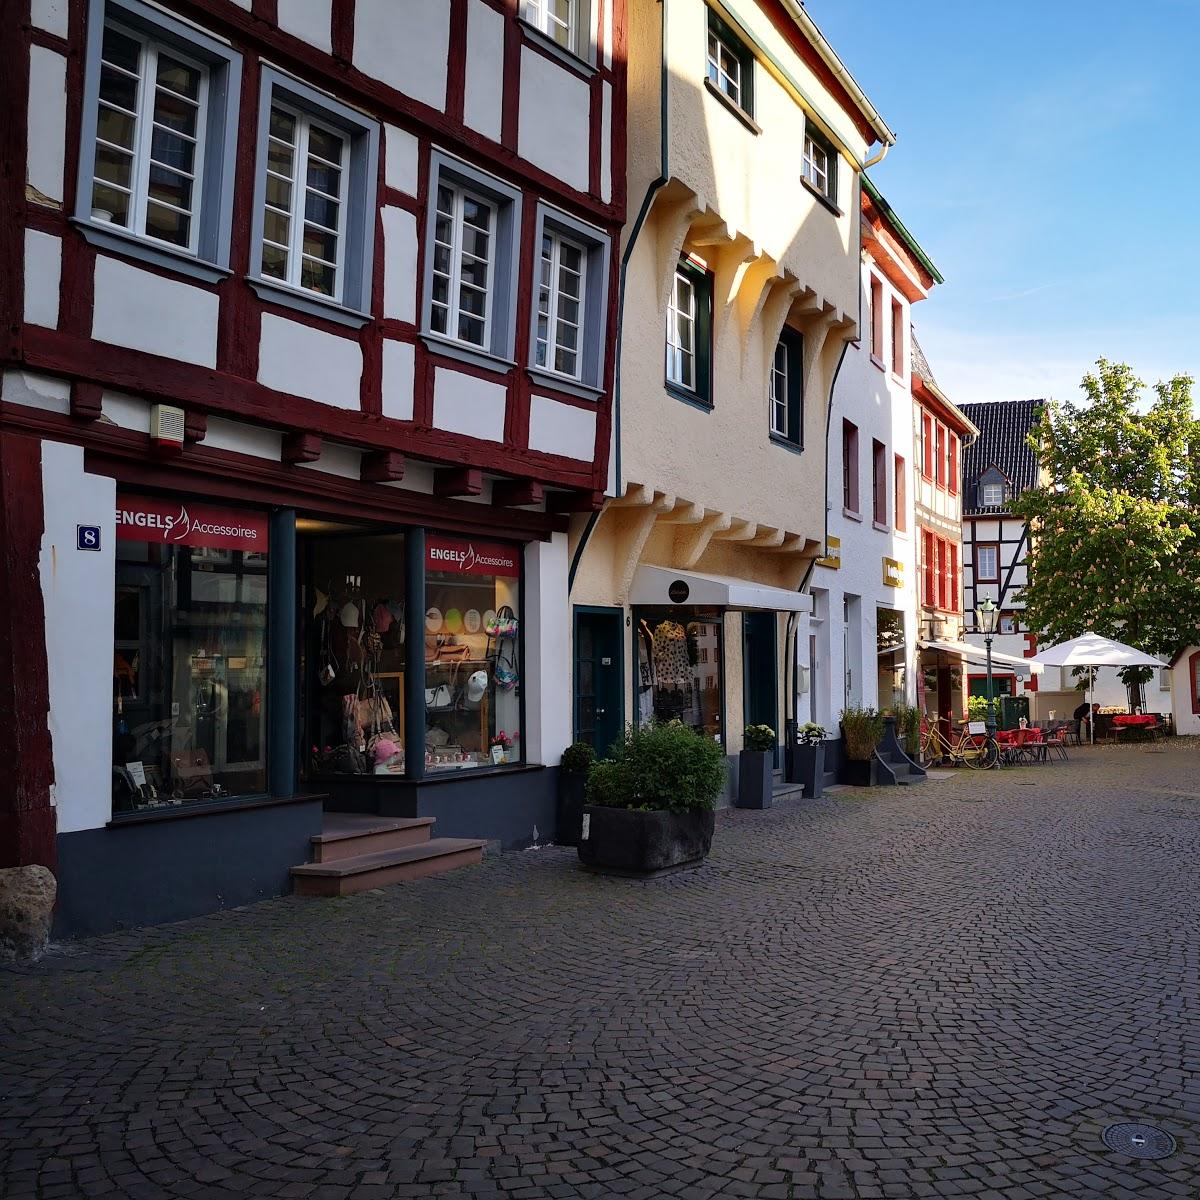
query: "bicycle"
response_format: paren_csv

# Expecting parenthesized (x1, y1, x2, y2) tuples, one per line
(919, 720, 999, 770)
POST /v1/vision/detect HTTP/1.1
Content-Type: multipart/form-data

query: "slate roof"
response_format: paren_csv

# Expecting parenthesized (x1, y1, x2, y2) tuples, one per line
(958, 399, 1045, 516)
(910, 333, 938, 389)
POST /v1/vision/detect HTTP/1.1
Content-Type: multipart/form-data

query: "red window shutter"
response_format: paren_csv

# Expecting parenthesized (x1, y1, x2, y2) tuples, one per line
(949, 435, 959, 496)
(937, 538, 947, 609)
(1190, 651, 1200, 714)
(950, 543, 959, 612)
(935, 424, 946, 488)
(922, 530, 934, 605)
(922, 413, 933, 479)
(894, 454, 906, 532)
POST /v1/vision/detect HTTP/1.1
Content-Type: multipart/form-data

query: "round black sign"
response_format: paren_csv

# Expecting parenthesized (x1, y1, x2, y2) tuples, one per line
(668, 579, 690, 604)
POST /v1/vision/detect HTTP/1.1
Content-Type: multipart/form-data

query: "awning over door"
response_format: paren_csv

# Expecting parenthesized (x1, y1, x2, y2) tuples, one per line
(631, 565, 811, 613)
(918, 638, 1044, 677)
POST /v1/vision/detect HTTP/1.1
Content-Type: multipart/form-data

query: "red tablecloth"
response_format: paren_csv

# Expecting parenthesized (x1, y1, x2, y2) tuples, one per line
(1111, 715, 1157, 727)
(996, 729, 1044, 745)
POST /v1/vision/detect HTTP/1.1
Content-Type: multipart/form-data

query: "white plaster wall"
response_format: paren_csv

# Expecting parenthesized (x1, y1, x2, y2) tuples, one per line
(528, 396, 596, 461)
(92, 258, 219, 367)
(384, 124, 420, 195)
(463, 0, 504, 143)
(203, 416, 283, 459)
(27, 45, 67, 204)
(600, 81, 613, 204)
(257, 313, 363, 407)
(297, 442, 362, 480)
(101, 389, 150, 431)
(2, 369, 70, 414)
(517, 48, 590, 192)
(431, 367, 507, 442)
(24, 229, 61, 328)
(382, 206, 418, 323)
(1172, 659, 1199, 734)
(523, 533, 571, 766)
(39, 441, 116, 834)
(31, 0, 69, 37)
(381, 338, 415, 421)
(353, 0, 449, 111)
(276, 0, 332, 51)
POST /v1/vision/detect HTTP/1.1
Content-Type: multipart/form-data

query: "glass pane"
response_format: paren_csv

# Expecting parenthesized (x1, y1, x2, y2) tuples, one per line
(97, 105, 136, 150)
(430, 296, 448, 334)
(433, 243, 452, 275)
(151, 127, 195, 174)
(459, 256, 489, 289)
(265, 173, 292, 211)
(269, 106, 295, 143)
(436, 184, 454, 217)
(302, 225, 337, 264)
(102, 25, 141, 74)
(460, 225, 491, 261)
(558, 296, 579, 326)
(94, 144, 134, 189)
(300, 257, 336, 295)
(462, 195, 493, 231)
(304, 190, 339, 231)
(145, 201, 190, 246)
(99, 63, 139, 113)
(153, 89, 198, 136)
(557, 321, 578, 351)
(554, 347, 577, 375)
(267, 138, 294, 178)
(458, 314, 485, 344)
(262, 209, 290, 247)
(91, 182, 130, 227)
(306, 159, 341, 198)
(147, 165, 192, 211)
(307, 124, 344, 165)
(260, 242, 288, 279)
(642, 615, 722, 738)
(156, 53, 200, 100)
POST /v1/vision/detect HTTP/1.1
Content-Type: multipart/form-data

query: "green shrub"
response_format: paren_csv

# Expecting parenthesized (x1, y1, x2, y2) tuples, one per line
(743, 724, 776, 752)
(585, 720, 725, 813)
(561, 741, 596, 774)
(966, 694, 995, 723)
(798, 722, 827, 746)
(841, 706, 884, 761)
(892, 703, 921, 749)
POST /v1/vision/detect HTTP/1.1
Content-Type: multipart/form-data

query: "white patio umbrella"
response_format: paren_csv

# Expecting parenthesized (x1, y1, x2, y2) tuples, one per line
(1029, 633, 1167, 743)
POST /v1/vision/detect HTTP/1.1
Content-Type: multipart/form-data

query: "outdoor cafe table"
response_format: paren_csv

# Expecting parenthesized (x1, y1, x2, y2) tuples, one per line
(1110, 714, 1160, 743)
(996, 727, 1047, 764)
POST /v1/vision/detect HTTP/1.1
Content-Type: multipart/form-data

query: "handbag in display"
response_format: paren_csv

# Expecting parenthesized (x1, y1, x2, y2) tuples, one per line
(495, 638, 519, 692)
(425, 684, 453, 710)
(485, 606, 519, 639)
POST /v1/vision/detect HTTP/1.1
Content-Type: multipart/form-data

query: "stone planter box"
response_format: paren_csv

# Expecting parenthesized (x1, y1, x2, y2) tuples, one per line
(838, 757, 877, 787)
(793, 743, 826, 798)
(555, 770, 588, 846)
(736, 749, 773, 809)
(578, 806, 715, 875)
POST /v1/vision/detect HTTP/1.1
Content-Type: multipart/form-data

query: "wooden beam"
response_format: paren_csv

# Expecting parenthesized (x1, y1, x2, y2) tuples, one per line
(69, 381, 102, 422)
(492, 478, 544, 507)
(361, 450, 405, 483)
(282, 432, 321, 465)
(184, 410, 207, 443)
(548, 489, 605, 513)
(433, 467, 482, 498)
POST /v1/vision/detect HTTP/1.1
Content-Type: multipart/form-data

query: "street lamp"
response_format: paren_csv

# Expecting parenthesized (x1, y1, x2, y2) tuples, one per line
(976, 598, 999, 741)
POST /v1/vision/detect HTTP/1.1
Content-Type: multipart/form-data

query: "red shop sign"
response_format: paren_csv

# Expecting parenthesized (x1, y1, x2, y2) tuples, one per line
(427, 534, 520, 578)
(116, 494, 268, 552)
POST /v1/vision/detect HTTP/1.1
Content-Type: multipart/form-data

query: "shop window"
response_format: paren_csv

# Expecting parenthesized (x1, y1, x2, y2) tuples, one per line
(425, 536, 523, 770)
(250, 67, 380, 322)
(112, 494, 268, 814)
(77, 0, 242, 281)
(635, 611, 723, 740)
(304, 529, 408, 778)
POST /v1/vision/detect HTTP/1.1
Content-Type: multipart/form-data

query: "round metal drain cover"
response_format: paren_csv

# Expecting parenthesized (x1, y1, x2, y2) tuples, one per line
(1102, 1123, 1176, 1160)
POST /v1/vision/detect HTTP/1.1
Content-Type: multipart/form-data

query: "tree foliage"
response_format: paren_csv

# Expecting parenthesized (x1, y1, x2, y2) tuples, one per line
(1013, 359, 1200, 659)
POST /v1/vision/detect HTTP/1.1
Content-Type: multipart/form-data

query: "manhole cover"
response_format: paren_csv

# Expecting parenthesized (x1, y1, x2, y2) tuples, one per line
(1102, 1122, 1176, 1160)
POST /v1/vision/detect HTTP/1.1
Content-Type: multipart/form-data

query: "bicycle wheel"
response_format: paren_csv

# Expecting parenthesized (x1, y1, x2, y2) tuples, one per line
(963, 737, 999, 770)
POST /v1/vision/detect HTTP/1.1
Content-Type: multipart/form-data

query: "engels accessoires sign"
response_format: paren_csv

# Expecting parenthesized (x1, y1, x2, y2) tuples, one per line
(427, 534, 519, 577)
(116, 494, 267, 552)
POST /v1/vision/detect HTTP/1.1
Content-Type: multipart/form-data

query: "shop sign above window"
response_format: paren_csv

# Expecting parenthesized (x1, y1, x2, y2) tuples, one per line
(116, 494, 268, 552)
(427, 534, 520, 578)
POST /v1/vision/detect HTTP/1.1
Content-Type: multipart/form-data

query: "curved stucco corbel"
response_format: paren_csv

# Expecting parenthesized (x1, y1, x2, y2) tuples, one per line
(610, 488, 677, 603)
(756, 276, 810, 374)
(649, 184, 704, 311)
(676, 509, 730, 569)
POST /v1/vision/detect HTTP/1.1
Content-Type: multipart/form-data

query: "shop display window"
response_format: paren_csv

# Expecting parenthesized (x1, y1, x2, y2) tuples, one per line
(304, 529, 407, 777)
(425, 535, 522, 771)
(112, 495, 268, 814)
(634, 609, 723, 740)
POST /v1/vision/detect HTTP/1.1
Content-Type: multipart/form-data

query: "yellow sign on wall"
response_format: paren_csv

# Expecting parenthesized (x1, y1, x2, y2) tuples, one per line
(816, 535, 841, 569)
(882, 556, 904, 588)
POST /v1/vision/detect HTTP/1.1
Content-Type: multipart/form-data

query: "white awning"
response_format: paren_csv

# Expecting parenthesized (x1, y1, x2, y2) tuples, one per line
(630, 565, 811, 613)
(918, 638, 1044, 676)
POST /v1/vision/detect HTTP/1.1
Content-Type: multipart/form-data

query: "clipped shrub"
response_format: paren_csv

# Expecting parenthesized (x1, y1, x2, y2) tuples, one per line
(841, 706, 884, 761)
(561, 741, 597, 774)
(892, 703, 921, 749)
(743, 724, 776, 752)
(585, 720, 725, 813)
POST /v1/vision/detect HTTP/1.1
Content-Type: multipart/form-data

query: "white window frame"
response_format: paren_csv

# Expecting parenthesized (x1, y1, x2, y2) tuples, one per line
(666, 270, 697, 391)
(976, 545, 999, 581)
(260, 101, 349, 303)
(535, 228, 588, 381)
(770, 340, 789, 438)
(707, 28, 742, 109)
(981, 481, 1004, 507)
(524, 0, 578, 50)
(431, 180, 496, 350)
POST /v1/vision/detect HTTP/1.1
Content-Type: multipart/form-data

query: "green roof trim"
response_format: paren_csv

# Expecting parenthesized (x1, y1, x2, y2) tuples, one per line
(862, 174, 943, 285)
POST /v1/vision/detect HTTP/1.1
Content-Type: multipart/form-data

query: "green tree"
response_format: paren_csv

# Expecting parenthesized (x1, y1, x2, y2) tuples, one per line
(1014, 360, 1200, 694)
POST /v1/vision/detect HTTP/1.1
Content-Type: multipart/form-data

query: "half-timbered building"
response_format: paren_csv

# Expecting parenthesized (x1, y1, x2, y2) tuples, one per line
(3, 0, 626, 934)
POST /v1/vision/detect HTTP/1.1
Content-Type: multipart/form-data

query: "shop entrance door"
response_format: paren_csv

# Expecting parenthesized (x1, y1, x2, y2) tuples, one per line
(743, 611, 778, 765)
(574, 607, 623, 759)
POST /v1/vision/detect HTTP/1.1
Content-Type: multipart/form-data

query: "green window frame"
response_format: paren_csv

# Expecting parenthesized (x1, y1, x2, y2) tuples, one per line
(706, 8, 754, 118)
(665, 258, 713, 408)
(769, 327, 803, 447)
(802, 120, 838, 207)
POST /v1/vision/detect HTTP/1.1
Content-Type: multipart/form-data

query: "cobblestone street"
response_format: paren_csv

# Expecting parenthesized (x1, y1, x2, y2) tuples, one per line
(4, 745, 1200, 1199)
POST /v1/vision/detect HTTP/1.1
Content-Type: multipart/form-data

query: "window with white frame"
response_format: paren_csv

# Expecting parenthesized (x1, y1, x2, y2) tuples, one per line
(432, 182, 496, 348)
(250, 68, 379, 322)
(78, 1, 242, 278)
(770, 328, 803, 445)
(535, 228, 586, 378)
(706, 10, 753, 114)
(522, 0, 593, 61)
(802, 121, 837, 205)
(770, 341, 788, 437)
(976, 544, 999, 581)
(260, 105, 347, 299)
(981, 481, 1004, 507)
(667, 271, 697, 390)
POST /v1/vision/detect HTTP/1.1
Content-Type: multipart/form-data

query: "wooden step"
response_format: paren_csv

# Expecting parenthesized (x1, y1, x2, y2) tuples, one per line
(291, 838, 487, 897)
(311, 814, 435, 862)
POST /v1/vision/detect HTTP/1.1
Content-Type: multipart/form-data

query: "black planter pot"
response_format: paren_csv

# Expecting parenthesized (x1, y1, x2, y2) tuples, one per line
(736, 749, 773, 809)
(556, 770, 589, 846)
(578, 806, 715, 875)
(838, 757, 876, 787)
(794, 743, 825, 798)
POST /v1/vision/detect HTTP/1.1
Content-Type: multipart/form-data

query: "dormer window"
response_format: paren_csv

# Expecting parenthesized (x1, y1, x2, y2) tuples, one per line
(981, 481, 1004, 507)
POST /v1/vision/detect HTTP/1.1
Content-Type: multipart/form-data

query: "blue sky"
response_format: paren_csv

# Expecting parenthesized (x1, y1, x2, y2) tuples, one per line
(805, 0, 1198, 408)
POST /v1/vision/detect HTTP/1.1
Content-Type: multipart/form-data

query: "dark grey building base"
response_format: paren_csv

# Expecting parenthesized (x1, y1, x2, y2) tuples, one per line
(316, 765, 557, 849)
(53, 797, 325, 939)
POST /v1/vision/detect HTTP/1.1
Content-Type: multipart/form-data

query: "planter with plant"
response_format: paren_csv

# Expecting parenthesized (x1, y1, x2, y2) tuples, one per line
(737, 723, 776, 809)
(891, 703, 922, 754)
(556, 741, 595, 846)
(579, 720, 725, 875)
(790, 722, 827, 798)
(839, 706, 885, 786)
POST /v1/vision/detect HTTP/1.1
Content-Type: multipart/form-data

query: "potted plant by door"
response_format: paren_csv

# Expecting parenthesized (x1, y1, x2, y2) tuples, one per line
(838, 706, 884, 786)
(556, 741, 595, 847)
(578, 720, 725, 875)
(794, 722, 827, 798)
(737, 724, 776, 809)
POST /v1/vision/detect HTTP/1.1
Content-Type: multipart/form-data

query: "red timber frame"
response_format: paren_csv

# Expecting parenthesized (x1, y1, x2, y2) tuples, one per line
(1, 0, 628, 507)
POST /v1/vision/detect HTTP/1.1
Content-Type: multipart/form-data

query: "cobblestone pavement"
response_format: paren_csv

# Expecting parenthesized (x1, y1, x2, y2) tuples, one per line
(5, 744, 1200, 1199)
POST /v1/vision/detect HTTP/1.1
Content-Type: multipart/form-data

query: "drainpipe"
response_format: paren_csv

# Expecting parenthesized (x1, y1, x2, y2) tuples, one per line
(567, 0, 670, 595)
(863, 142, 889, 171)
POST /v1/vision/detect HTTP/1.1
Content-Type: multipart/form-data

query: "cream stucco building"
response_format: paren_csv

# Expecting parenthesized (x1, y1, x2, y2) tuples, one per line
(568, 0, 894, 792)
